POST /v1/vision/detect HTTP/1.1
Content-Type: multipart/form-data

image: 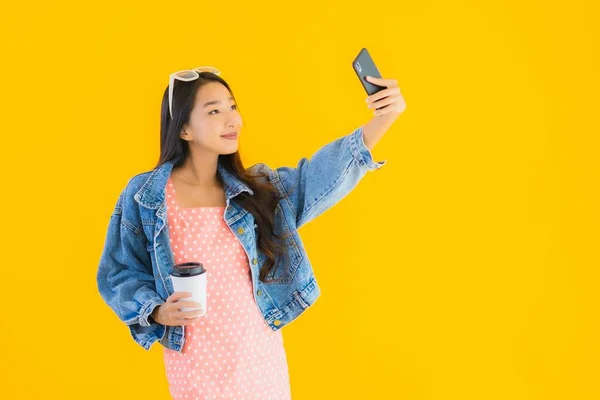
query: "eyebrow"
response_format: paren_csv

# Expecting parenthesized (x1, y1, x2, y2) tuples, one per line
(203, 96, 235, 108)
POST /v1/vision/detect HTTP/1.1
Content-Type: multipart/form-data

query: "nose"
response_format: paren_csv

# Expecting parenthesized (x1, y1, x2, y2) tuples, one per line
(227, 113, 242, 129)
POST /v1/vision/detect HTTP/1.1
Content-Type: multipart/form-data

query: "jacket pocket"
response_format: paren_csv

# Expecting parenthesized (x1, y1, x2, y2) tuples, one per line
(146, 241, 160, 252)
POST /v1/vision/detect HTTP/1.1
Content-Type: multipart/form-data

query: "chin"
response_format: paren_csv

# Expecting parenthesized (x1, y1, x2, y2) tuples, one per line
(221, 147, 239, 155)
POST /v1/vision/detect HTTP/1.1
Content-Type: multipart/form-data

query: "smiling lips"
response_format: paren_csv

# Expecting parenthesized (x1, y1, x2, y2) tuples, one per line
(221, 131, 238, 139)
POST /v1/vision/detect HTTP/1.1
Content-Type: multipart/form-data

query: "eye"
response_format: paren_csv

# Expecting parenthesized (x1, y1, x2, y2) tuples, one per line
(209, 104, 237, 115)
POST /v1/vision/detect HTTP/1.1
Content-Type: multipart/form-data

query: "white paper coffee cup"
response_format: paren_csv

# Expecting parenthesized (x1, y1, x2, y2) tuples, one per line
(170, 262, 207, 316)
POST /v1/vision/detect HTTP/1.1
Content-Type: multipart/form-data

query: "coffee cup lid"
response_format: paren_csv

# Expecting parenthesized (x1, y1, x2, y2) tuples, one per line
(171, 262, 205, 277)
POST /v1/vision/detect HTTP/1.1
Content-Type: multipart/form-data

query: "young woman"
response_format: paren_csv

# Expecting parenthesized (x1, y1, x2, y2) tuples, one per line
(97, 66, 406, 399)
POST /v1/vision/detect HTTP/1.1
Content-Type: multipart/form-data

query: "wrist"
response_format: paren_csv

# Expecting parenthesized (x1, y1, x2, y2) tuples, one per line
(149, 304, 161, 322)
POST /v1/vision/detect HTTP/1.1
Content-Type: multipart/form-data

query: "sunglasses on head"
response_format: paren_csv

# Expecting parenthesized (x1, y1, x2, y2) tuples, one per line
(168, 66, 221, 119)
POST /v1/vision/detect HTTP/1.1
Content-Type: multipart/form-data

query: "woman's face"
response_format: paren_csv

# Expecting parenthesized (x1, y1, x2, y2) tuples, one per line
(180, 81, 243, 154)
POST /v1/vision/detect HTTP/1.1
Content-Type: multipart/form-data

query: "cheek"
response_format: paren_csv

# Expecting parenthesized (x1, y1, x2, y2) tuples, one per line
(195, 116, 218, 134)
(195, 119, 225, 144)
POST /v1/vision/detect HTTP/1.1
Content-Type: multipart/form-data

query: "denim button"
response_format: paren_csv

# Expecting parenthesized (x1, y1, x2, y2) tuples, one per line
(237, 227, 245, 234)
(252, 258, 257, 265)
(274, 320, 281, 326)
(257, 290, 263, 296)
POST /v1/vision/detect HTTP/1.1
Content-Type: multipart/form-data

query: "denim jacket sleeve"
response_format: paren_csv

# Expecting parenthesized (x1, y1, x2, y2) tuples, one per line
(273, 125, 386, 229)
(96, 186, 166, 350)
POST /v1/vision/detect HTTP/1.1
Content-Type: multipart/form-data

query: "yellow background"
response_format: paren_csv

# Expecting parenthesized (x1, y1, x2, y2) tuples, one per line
(1, 0, 599, 398)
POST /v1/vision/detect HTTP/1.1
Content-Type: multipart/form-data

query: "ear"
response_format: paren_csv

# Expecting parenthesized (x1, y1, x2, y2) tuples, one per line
(180, 129, 191, 141)
(180, 122, 192, 141)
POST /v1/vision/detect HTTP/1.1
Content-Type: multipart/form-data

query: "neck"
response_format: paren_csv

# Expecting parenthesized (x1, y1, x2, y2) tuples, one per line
(176, 150, 221, 188)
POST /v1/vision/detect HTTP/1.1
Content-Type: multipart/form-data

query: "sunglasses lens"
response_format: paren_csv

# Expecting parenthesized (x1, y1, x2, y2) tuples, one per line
(175, 70, 197, 79)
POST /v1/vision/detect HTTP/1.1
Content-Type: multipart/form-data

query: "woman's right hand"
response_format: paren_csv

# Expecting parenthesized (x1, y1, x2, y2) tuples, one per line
(150, 292, 204, 326)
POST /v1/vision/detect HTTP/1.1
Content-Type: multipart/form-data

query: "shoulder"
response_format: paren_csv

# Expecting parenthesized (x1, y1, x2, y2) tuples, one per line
(126, 170, 153, 193)
(123, 170, 153, 197)
(113, 168, 154, 213)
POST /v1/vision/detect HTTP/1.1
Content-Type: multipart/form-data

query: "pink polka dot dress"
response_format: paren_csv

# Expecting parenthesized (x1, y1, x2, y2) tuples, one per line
(162, 176, 292, 400)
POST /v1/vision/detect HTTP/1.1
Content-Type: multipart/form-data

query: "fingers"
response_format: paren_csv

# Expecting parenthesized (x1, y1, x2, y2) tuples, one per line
(162, 292, 209, 326)
(366, 87, 401, 104)
(167, 291, 193, 302)
(373, 101, 405, 116)
(372, 103, 393, 116)
(173, 309, 205, 324)
(176, 301, 203, 309)
(180, 318, 200, 326)
(166, 302, 204, 317)
(162, 306, 204, 323)
(366, 76, 398, 87)
(173, 310, 204, 320)
(368, 94, 400, 110)
(364, 83, 406, 116)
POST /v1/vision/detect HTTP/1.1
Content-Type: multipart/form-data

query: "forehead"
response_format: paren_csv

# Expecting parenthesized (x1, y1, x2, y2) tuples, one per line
(195, 81, 230, 101)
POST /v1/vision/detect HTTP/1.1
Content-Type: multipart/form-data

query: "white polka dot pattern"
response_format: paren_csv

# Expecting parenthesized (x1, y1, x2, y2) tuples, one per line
(162, 177, 291, 399)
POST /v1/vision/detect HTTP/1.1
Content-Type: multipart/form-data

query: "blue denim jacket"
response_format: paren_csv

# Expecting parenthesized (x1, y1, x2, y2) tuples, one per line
(97, 126, 386, 352)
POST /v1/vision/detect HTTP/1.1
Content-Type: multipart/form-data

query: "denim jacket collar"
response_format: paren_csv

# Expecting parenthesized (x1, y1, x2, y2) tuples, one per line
(133, 159, 254, 210)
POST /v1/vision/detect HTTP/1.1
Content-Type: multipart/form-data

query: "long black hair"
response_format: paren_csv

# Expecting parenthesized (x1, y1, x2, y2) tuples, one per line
(155, 72, 293, 283)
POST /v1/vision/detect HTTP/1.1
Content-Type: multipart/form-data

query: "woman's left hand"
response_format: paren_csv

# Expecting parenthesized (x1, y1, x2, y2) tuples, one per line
(365, 76, 406, 117)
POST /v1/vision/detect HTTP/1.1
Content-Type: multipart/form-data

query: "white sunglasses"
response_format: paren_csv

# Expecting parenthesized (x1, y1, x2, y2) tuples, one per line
(168, 66, 221, 119)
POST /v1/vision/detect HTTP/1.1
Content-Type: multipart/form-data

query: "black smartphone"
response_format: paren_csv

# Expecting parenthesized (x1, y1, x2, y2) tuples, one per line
(352, 47, 385, 96)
